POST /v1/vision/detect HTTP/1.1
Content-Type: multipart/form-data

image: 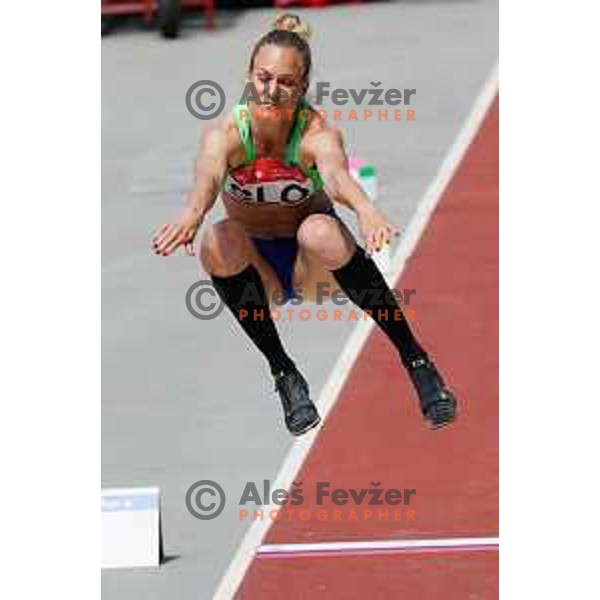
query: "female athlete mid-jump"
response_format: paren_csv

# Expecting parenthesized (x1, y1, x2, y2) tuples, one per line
(152, 14, 457, 436)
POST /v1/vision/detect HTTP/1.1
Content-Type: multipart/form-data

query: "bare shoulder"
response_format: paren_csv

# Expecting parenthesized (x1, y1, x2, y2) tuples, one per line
(302, 108, 344, 148)
(198, 113, 242, 162)
(301, 107, 347, 164)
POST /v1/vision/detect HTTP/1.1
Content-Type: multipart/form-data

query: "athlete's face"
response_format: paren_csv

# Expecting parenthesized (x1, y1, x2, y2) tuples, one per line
(248, 44, 307, 117)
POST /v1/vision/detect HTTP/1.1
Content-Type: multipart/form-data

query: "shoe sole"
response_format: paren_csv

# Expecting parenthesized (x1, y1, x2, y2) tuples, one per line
(426, 396, 459, 430)
(428, 413, 457, 430)
(289, 414, 321, 437)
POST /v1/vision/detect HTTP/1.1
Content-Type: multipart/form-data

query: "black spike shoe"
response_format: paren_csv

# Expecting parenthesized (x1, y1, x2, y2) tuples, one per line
(274, 368, 321, 436)
(406, 356, 458, 429)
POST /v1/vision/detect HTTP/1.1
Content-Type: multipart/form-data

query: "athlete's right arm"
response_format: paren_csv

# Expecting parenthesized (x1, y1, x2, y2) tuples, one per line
(152, 122, 228, 257)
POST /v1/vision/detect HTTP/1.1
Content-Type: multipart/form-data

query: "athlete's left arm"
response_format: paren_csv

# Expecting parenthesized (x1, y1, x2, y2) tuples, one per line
(306, 128, 397, 254)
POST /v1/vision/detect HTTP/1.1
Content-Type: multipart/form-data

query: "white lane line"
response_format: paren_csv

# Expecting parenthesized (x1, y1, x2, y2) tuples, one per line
(212, 63, 499, 600)
(389, 62, 499, 272)
(257, 536, 500, 556)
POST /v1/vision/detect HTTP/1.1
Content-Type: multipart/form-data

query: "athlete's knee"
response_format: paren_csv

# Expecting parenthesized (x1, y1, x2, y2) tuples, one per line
(297, 214, 353, 263)
(298, 214, 341, 253)
(200, 219, 251, 274)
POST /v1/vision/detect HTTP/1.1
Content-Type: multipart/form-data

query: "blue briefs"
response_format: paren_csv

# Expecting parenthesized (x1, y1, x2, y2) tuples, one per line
(250, 207, 340, 301)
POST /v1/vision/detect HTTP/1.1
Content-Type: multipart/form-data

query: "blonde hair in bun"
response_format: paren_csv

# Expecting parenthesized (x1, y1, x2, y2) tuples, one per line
(248, 13, 313, 84)
(271, 13, 312, 42)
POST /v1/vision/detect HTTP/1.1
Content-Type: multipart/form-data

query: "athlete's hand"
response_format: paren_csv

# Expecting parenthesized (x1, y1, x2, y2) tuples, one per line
(357, 204, 398, 256)
(152, 206, 203, 257)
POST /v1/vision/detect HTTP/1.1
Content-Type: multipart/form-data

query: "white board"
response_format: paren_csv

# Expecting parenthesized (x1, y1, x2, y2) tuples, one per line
(101, 486, 161, 569)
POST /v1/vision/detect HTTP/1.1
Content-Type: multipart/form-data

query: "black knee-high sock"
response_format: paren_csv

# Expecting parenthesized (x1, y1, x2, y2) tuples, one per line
(332, 246, 426, 367)
(211, 265, 296, 376)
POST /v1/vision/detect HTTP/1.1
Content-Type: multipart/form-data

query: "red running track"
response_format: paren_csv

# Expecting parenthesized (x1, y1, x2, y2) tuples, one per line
(236, 97, 499, 599)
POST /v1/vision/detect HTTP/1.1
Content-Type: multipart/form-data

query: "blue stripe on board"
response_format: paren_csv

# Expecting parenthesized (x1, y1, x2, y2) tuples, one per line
(101, 492, 159, 512)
